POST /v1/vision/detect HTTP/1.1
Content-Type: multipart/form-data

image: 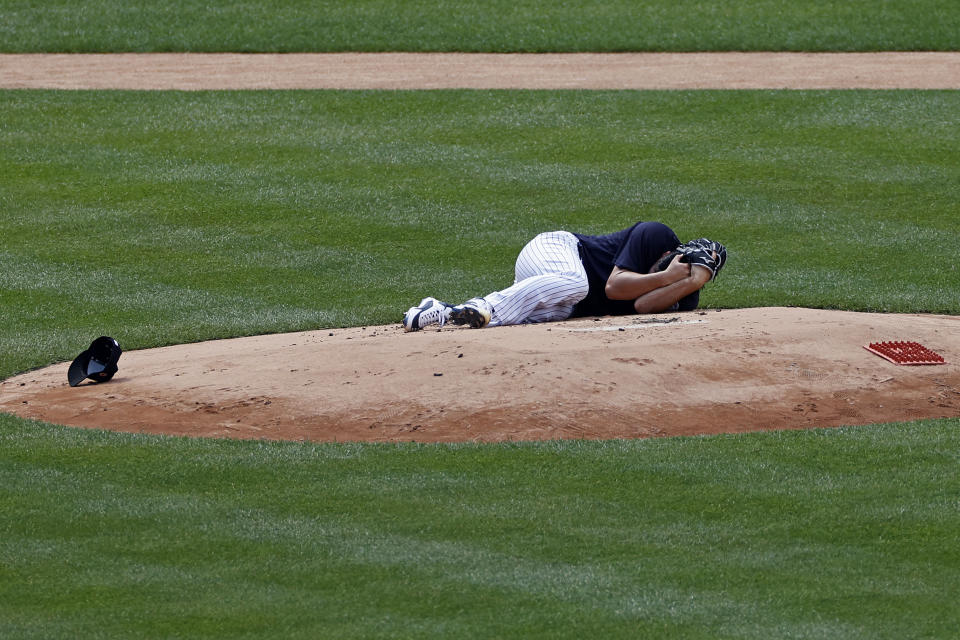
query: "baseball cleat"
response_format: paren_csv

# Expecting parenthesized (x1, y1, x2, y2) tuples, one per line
(449, 298, 493, 329)
(402, 297, 452, 332)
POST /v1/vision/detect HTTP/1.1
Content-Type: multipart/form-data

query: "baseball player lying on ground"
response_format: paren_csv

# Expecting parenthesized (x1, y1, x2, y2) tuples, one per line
(402, 221, 726, 331)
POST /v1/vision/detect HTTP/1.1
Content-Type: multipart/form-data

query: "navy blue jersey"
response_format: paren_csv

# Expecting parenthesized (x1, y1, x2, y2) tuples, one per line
(571, 221, 696, 317)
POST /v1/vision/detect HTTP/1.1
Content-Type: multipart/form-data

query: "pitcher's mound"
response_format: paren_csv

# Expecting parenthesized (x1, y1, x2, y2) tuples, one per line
(2, 307, 958, 443)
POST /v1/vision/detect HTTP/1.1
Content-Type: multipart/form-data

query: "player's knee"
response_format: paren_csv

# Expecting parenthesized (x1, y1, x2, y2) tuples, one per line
(560, 275, 590, 302)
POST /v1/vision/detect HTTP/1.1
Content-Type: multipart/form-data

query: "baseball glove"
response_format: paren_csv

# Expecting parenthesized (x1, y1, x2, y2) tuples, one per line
(676, 238, 727, 281)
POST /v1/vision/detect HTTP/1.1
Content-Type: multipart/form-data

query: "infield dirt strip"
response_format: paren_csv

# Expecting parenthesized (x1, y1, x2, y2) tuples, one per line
(2, 54, 959, 442)
(1, 52, 959, 89)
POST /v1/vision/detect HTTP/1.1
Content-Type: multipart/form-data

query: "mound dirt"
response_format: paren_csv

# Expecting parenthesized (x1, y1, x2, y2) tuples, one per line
(2, 308, 958, 442)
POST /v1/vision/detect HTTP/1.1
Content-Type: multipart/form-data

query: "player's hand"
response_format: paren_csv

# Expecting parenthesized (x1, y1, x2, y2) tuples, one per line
(689, 251, 717, 284)
(664, 254, 691, 280)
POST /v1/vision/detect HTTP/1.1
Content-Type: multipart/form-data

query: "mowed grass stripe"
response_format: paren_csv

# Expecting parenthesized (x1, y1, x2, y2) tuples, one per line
(0, 0, 958, 52)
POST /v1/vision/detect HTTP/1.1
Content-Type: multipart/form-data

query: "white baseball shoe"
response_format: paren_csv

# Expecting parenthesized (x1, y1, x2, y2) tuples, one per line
(402, 297, 452, 332)
(449, 297, 493, 329)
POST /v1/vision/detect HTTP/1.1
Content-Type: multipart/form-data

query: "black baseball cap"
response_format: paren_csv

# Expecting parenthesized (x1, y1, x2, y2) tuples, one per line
(68, 336, 122, 387)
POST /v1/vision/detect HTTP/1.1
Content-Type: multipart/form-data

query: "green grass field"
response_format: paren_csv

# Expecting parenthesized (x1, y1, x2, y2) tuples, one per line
(3, 89, 958, 377)
(1, 0, 958, 52)
(2, 415, 959, 639)
(2, 88, 959, 638)
(3, 1, 960, 634)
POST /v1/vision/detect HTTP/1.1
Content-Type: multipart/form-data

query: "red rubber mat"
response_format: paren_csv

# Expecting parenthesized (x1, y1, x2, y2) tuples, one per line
(864, 341, 947, 365)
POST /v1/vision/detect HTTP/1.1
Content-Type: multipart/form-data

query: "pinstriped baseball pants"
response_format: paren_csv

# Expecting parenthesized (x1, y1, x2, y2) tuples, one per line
(485, 231, 590, 327)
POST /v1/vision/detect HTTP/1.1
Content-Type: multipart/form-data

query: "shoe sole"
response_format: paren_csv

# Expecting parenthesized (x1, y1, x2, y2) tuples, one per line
(450, 307, 489, 329)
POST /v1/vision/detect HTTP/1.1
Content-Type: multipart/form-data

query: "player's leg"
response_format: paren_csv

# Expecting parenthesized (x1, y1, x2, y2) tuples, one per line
(485, 273, 586, 326)
(453, 231, 588, 327)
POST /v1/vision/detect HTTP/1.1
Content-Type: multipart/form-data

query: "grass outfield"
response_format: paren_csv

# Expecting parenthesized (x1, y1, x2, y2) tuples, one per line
(0, 0, 958, 53)
(2, 89, 959, 637)
(3, 90, 958, 376)
(2, 415, 959, 638)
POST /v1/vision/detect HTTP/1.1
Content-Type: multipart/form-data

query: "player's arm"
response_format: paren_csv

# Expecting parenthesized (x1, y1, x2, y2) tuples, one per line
(604, 254, 689, 301)
(633, 264, 712, 314)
